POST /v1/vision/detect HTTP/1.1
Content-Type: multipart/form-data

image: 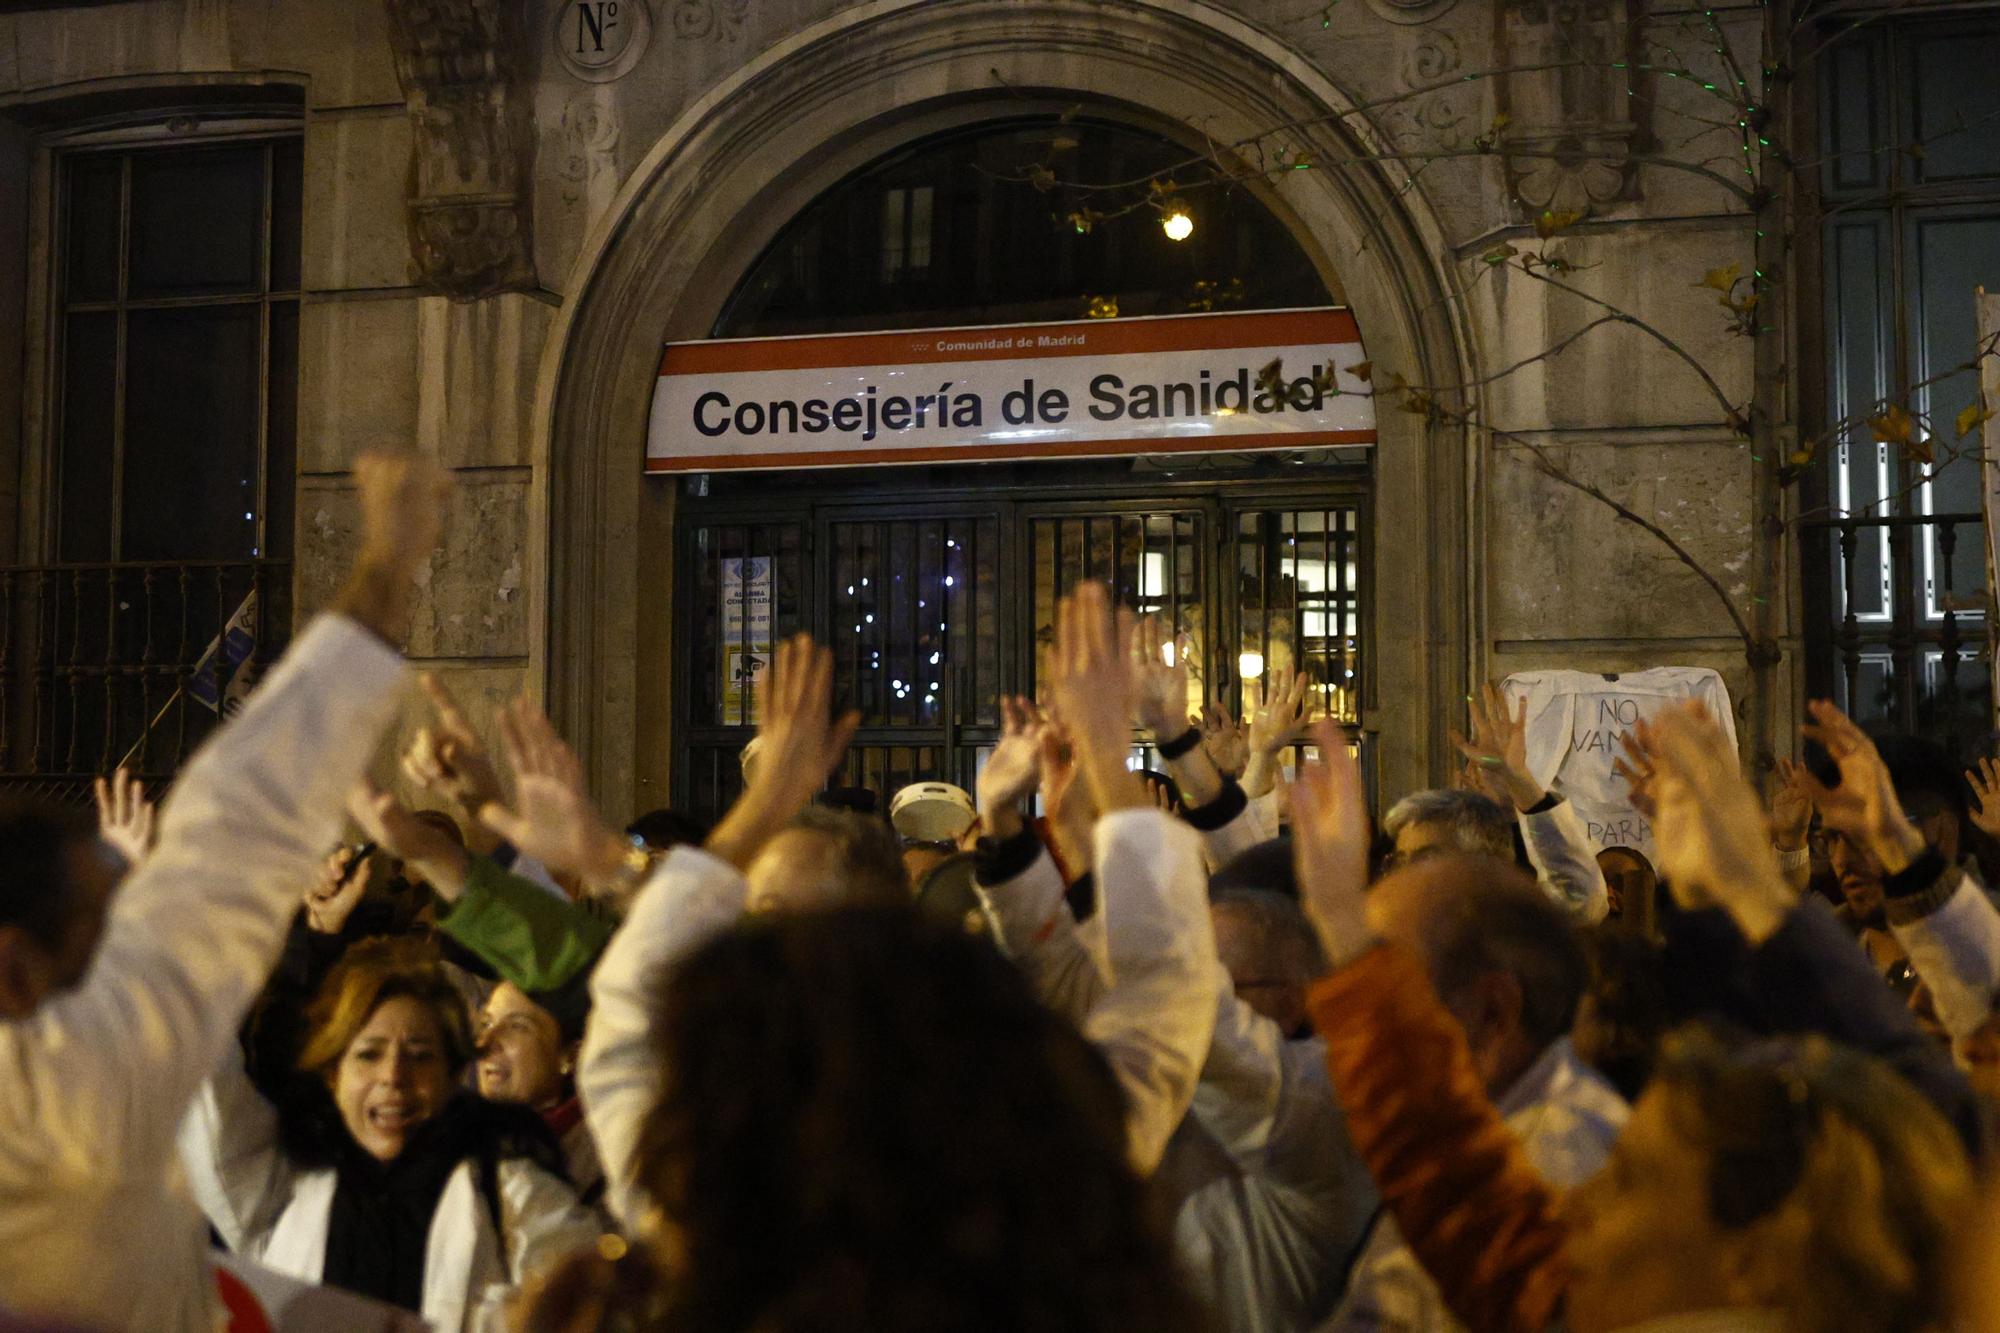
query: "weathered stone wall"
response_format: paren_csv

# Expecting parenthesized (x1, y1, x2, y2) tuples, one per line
(0, 0, 1782, 811)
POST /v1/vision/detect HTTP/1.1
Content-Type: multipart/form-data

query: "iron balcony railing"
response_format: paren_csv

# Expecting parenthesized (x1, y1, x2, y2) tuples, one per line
(1801, 511, 1990, 740)
(0, 558, 292, 801)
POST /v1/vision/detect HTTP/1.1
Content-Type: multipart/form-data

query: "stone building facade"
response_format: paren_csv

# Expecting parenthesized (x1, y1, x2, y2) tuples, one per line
(2, 0, 1984, 823)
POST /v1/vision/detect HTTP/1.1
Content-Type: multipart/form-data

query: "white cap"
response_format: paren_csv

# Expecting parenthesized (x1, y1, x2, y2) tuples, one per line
(889, 781, 977, 844)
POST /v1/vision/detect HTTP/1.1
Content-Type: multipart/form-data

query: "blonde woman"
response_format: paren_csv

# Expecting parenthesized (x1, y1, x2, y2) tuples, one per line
(180, 937, 600, 1330)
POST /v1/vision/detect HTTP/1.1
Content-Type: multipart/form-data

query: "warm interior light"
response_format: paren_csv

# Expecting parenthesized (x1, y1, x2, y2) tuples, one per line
(1162, 210, 1194, 241)
(1238, 651, 1265, 681)
(1160, 640, 1177, 667)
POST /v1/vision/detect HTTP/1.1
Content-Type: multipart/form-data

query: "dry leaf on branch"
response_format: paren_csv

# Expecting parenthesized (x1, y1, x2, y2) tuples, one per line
(1534, 209, 1586, 239)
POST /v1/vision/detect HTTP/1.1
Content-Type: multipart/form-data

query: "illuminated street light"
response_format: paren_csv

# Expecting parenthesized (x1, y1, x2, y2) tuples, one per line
(1162, 210, 1194, 241)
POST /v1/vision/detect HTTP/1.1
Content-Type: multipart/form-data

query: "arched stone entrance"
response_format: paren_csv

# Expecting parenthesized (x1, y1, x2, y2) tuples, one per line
(532, 0, 1476, 810)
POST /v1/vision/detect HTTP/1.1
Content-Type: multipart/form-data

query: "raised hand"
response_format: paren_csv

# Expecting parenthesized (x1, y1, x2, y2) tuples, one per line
(303, 843, 371, 935)
(1128, 615, 1191, 742)
(93, 767, 155, 868)
(977, 696, 1045, 838)
(704, 633, 862, 871)
(345, 781, 470, 901)
(1769, 756, 1813, 852)
(1048, 583, 1145, 814)
(1456, 752, 1509, 806)
(1612, 730, 1659, 820)
(1450, 682, 1543, 812)
(1244, 671, 1313, 799)
(402, 674, 504, 842)
(332, 452, 451, 644)
(1200, 702, 1250, 780)
(1966, 757, 2000, 840)
(1645, 704, 1792, 943)
(1291, 721, 1374, 967)
(1796, 699, 1924, 875)
(479, 696, 628, 888)
(1249, 669, 1314, 757)
(1038, 719, 1095, 878)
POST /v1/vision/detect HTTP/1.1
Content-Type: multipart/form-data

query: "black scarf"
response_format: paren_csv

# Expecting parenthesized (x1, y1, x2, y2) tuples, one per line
(321, 1097, 486, 1313)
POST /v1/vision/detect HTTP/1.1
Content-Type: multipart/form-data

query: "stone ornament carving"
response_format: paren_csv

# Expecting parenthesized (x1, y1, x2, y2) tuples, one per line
(668, 0, 750, 43)
(1366, 0, 1461, 22)
(1495, 0, 1642, 214)
(559, 90, 623, 229)
(1373, 27, 1469, 154)
(553, 0, 653, 82)
(385, 0, 538, 299)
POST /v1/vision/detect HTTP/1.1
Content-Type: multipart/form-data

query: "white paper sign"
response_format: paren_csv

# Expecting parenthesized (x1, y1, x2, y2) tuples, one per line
(1503, 667, 1737, 866)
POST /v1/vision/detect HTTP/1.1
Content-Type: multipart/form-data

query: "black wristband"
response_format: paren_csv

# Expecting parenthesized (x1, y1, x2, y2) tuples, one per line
(1883, 847, 1947, 900)
(1521, 792, 1561, 816)
(1156, 726, 1203, 761)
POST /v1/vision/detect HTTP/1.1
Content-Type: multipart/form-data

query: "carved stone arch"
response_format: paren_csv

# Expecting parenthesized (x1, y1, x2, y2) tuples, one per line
(530, 0, 1477, 808)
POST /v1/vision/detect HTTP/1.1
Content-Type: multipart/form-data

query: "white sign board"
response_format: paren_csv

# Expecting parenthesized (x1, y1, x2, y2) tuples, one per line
(648, 308, 1377, 472)
(1503, 667, 1737, 866)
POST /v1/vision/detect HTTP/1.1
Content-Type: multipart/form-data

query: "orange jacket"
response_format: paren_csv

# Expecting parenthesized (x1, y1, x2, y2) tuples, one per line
(1308, 944, 1571, 1333)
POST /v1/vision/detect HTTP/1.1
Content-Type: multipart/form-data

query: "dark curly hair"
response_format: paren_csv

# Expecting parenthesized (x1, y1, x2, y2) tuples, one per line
(528, 907, 1202, 1333)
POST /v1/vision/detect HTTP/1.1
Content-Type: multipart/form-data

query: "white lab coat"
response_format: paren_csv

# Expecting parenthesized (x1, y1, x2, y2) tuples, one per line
(583, 811, 1215, 1235)
(962, 810, 1217, 1176)
(1319, 1037, 1628, 1333)
(179, 1047, 601, 1332)
(1166, 984, 1379, 1333)
(0, 616, 405, 1332)
(578, 842, 748, 1232)
(980, 813, 1372, 1332)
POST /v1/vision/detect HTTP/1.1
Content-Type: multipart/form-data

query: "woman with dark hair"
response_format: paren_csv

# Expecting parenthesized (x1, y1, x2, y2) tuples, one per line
(522, 907, 1201, 1333)
(179, 937, 600, 1330)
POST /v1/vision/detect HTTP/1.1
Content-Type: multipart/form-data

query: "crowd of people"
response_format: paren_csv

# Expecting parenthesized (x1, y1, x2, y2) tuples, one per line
(5, 451, 2000, 1332)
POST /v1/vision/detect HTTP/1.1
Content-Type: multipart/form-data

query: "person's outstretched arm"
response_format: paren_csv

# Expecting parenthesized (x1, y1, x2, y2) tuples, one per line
(346, 783, 617, 995)
(1050, 585, 1216, 1175)
(1774, 702, 1987, 1152)
(0, 454, 440, 1183)
(1294, 724, 1570, 1333)
(488, 636, 857, 1230)
(1457, 683, 1607, 922)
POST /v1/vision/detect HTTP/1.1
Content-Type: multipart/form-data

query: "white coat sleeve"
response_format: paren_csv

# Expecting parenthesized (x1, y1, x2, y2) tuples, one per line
(1519, 798, 1610, 924)
(1887, 873, 2000, 1041)
(578, 846, 747, 1232)
(175, 1045, 297, 1253)
(1086, 809, 1218, 1176)
(0, 616, 404, 1185)
(1189, 961, 1287, 1156)
(497, 1159, 608, 1285)
(974, 843, 1106, 1023)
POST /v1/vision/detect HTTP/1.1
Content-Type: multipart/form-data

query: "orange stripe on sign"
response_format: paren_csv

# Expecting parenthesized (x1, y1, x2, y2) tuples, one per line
(644, 428, 1379, 472)
(658, 307, 1362, 376)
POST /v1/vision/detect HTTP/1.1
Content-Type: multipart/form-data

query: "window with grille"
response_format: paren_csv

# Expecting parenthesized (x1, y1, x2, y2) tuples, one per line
(0, 133, 302, 792)
(1804, 14, 2000, 741)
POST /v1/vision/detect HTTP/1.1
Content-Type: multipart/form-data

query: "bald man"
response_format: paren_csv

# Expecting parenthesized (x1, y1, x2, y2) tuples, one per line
(1321, 854, 1629, 1333)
